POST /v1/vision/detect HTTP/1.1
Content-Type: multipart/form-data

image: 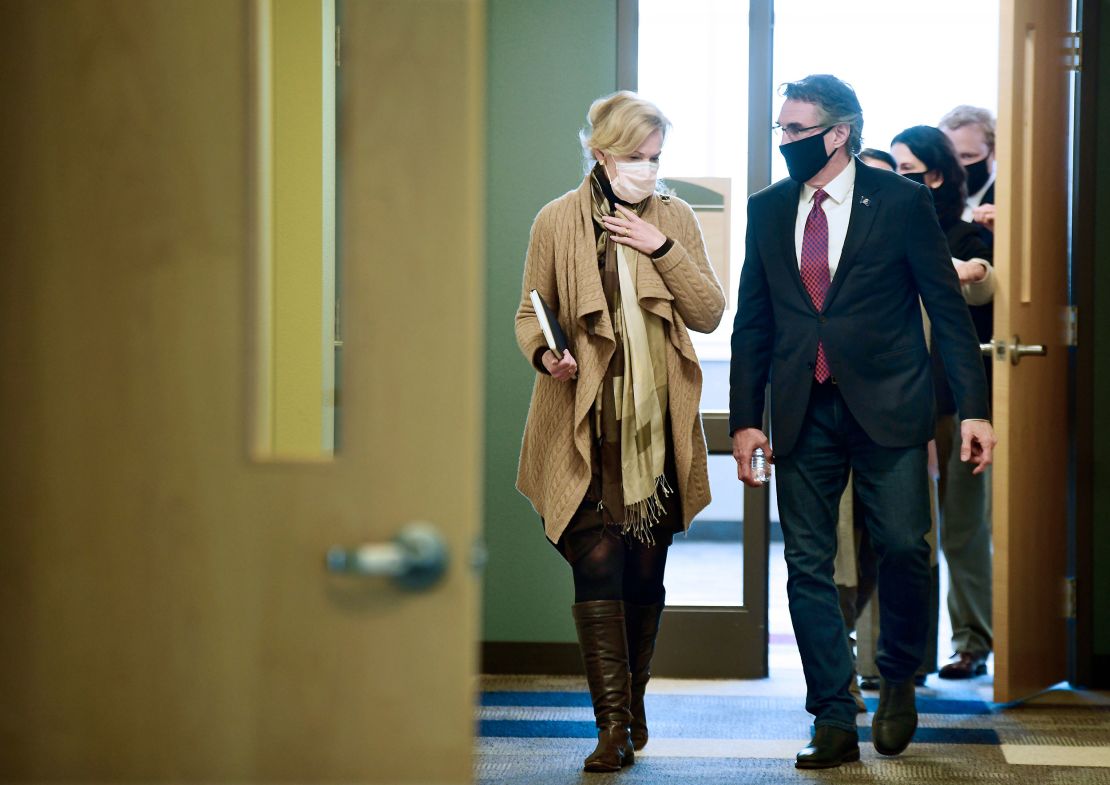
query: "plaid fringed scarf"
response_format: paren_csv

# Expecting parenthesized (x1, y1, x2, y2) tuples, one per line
(589, 170, 672, 544)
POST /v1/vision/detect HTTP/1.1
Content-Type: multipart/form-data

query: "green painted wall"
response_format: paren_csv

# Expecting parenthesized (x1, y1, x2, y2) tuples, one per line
(482, 0, 617, 643)
(1093, 0, 1110, 658)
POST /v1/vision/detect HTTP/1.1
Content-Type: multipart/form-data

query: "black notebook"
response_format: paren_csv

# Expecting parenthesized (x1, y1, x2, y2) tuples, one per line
(529, 289, 568, 360)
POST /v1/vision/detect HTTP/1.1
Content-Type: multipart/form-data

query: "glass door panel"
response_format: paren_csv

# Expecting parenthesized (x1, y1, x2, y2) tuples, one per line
(639, 0, 748, 362)
(667, 452, 745, 607)
(636, 0, 771, 679)
(665, 360, 748, 609)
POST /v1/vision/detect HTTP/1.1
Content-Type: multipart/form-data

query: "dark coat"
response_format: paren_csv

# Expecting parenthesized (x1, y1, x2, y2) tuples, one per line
(932, 221, 994, 416)
(729, 159, 990, 456)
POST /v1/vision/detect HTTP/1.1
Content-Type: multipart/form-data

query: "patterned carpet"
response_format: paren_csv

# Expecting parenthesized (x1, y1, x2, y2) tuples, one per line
(477, 546, 1110, 783)
(476, 672, 1110, 783)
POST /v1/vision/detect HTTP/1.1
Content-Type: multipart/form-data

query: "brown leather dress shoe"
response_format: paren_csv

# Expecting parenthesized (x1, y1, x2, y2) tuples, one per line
(796, 726, 861, 769)
(938, 652, 988, 680)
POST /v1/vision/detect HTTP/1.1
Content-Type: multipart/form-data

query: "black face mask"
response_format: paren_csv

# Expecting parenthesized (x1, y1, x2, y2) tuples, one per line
(779, 126, 834, 183)
(964, 157, 991, 194)
(903, 171, 963, 226)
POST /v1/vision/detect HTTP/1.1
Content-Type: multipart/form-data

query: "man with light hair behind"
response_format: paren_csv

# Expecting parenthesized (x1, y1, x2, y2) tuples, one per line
(938, 105, 996, 232)
(934, 105, 998, 682)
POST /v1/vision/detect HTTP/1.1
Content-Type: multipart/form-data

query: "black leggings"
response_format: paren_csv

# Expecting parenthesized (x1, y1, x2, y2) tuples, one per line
(570, 529, 670, 605)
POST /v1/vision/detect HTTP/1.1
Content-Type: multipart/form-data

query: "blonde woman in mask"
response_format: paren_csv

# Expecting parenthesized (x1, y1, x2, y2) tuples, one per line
(514, 91, 725, 773)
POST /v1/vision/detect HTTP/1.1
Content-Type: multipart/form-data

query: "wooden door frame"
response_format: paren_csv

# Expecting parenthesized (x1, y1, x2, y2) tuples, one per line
(994, 0, 1075, 702)
(1070, 0, 1101, 689)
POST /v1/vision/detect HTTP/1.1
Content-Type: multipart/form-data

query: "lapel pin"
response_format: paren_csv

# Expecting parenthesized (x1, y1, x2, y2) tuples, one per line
(859, 196, 871, 207)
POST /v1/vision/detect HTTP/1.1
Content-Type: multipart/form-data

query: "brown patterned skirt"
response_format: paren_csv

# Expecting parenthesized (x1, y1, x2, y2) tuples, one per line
(549, 421, 683, 564)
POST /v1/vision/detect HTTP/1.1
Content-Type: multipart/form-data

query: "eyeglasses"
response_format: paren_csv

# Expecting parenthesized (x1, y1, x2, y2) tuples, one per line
(772, 123, 826, 142)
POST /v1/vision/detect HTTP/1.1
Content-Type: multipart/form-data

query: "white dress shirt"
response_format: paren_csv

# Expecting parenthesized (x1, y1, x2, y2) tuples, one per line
(961, 164, 996, 222)
(795, 158, 856, 279)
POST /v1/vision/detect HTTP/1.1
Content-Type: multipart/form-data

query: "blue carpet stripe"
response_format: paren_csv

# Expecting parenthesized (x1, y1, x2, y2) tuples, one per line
(478, 719, 1000, 745)
(481, 692, 591, 707)
(480, 720, 597, 738)
(481, 691, 992, 715)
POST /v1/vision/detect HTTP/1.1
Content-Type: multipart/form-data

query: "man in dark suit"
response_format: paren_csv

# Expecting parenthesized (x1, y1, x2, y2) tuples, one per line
(729, 74, 996, 769)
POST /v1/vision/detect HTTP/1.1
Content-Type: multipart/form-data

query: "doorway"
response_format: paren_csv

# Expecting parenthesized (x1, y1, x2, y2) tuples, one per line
(628, 0, 1081, 699)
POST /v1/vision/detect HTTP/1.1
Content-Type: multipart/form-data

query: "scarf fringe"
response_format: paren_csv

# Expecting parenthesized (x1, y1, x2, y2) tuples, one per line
(620, 474, 674, 546)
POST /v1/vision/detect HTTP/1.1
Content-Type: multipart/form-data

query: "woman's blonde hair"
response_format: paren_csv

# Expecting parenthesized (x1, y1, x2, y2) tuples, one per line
(579, 91, 670, 164)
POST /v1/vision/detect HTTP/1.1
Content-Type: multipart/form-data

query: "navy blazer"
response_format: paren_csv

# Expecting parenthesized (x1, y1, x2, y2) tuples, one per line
(728, 159, 990, 457)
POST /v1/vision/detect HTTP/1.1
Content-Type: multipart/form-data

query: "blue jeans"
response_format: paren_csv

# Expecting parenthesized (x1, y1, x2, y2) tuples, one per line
(776, 382, 931, 731)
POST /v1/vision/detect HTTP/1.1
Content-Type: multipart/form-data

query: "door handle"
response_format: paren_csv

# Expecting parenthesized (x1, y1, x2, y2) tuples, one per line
(981, 336, 1048, 366)
(1007, 335, 1047, 365)
(326, 522, 448, 590)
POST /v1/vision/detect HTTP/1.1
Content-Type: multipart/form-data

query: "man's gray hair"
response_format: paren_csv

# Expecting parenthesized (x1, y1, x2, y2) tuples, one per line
(781, 74, 864, 156)
(938, 105, 996, 152)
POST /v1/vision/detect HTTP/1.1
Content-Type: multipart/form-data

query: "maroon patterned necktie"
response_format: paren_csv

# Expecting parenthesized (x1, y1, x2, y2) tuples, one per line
(799, 189, 832, 383)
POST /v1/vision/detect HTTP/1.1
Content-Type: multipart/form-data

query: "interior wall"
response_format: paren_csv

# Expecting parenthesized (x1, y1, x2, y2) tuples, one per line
(482, 0, 616, 644)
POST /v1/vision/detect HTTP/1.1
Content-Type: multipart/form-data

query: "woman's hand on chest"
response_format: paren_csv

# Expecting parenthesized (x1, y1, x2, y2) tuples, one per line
(599, 203, 668, 256)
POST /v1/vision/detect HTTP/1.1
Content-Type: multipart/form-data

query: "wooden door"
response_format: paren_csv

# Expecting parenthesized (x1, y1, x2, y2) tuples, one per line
(992, 0, 1071, 703)
(0, 0, 484, 780)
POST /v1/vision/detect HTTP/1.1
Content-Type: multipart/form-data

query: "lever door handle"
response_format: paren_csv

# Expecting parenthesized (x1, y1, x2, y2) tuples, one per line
(326, 522, 448, 590)
(1008, 335, 1047, 365)
(981, 337, 1048, 365)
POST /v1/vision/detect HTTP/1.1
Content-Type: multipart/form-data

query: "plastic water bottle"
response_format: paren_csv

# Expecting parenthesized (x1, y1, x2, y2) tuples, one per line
(751, 448, 770, 484)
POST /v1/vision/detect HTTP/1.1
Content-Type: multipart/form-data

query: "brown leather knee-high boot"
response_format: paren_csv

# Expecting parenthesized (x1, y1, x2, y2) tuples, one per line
(625, 599, 665, 750)
(572, 600, 635, 772)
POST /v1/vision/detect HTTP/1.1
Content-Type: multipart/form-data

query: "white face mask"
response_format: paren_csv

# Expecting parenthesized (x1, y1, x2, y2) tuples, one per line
(608, 160, 659, 203)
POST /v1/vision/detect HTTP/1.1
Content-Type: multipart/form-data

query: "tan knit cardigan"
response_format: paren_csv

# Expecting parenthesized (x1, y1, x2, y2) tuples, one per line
(515, 175, 726, 544)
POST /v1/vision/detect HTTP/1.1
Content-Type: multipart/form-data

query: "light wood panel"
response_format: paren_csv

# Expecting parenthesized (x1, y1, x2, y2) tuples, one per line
(992, 0, 1071, 703)
(0, 0, 484, 780)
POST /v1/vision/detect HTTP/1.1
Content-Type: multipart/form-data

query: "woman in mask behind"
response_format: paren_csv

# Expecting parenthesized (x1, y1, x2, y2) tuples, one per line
(890, 125, 994, 294)
(890, 124, 996, 684)
(514, 91, 725, 773)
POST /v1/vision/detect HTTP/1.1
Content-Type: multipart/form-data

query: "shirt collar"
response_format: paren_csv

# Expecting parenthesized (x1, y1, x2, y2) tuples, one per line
(970, 166, 997, 200)
(803, 157, 856, 205)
